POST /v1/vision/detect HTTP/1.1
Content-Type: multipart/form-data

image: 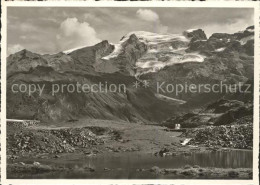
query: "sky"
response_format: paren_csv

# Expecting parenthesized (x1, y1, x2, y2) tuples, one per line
(7, 7, 254, 55)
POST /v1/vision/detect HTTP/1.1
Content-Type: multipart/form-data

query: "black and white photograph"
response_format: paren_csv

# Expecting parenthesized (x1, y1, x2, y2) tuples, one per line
(1, 1, 259, 183)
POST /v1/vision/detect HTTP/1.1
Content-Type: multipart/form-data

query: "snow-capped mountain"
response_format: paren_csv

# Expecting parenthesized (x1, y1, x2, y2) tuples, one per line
(99, 30, 206, 76)
(7, 26, 254, 123)
(60, 27, 254, 78)
(102, 31, 189, 60)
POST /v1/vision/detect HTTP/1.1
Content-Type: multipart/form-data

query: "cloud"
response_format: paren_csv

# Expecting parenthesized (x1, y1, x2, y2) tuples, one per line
(83, 13, 103, 24)
(136, 9, 159, 22)
(40, 17, 59, 24)
(20, 23, 38, 32)
(56, 18, 101, 51)
(7, 7, 253, 54)
(135, 9, 168, 34)
(8, 44, 24, 55)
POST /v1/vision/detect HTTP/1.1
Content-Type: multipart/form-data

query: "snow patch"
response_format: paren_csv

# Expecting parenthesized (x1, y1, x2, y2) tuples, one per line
(215, 47, 226, 52)
(246, 28, 254, 33)
(192, 40, 207, 43)
(240, 35, 254, 45)
(181, 53, 205, 63)
(136, 53, 204, 69)
(102, 44, 120, 60)
(181, 138, 192, 146)
(129, 31, 189, 43)
(186, 29, 197, 33)
(63, 45, 88, 54)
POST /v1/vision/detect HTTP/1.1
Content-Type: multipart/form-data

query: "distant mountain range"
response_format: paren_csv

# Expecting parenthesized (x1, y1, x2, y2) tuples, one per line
(7, 26, 254, 123)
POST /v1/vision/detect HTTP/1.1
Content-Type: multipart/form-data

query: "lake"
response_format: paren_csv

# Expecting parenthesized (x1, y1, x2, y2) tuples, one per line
(12, 150, 253, 179)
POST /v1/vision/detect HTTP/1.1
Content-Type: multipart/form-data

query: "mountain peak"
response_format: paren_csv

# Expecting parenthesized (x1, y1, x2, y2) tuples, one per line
(9, 49, 39, 60)
(123, 34, 140, 45)
(129, 33, 139, 40)
(63, 40, 112, 55)
(92, 40, 112, 50)
(245, 25, 254, 33)
(97, 40, 109, 45)
(17, 49, 32, 55)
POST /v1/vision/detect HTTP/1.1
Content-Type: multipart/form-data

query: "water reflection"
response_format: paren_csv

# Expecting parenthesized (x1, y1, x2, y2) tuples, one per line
(11, 150, 252, 179)
(76, 150, 253, 170)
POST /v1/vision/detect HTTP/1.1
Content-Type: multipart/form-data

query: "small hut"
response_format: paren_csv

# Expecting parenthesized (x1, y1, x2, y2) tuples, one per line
(175, 123, 181, 130)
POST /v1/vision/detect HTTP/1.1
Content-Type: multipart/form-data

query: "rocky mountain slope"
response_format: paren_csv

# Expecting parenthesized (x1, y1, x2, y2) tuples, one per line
(140, 26, 254, 106)
(7, 26, 254, 124)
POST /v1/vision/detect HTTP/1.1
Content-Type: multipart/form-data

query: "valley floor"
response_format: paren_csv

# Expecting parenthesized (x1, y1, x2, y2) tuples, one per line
(7, 119, 253, 179)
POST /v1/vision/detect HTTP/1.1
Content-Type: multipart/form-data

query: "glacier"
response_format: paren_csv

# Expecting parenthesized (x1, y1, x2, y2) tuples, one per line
(101, 31, 205, 76)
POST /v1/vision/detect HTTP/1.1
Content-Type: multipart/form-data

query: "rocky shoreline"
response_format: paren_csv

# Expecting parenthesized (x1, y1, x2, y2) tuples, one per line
(149, 166, 252, 179)
(8, 162, 252, 179)
(7, 120, 253, 179)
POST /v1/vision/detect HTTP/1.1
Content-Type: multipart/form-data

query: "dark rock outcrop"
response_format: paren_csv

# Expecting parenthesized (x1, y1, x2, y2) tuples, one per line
(187, 26, 254, 56)
(184, 29, 207, 41)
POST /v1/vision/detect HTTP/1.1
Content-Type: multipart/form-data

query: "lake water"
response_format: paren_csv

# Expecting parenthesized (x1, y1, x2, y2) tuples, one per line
(14, 150, 253, 179)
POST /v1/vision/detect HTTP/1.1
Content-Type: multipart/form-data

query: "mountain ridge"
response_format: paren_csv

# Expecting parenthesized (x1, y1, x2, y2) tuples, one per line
(7, 27, 254, 123)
